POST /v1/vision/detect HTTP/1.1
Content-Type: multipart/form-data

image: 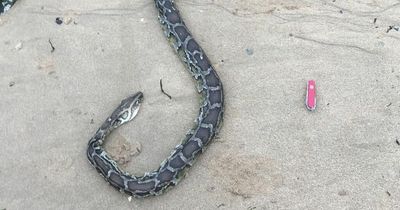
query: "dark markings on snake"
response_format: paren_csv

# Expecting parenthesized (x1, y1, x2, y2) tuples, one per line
(86, 0, 224, 198)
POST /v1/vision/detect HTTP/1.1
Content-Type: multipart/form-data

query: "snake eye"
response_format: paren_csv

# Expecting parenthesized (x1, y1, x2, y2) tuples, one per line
(120, 111, 129, 120)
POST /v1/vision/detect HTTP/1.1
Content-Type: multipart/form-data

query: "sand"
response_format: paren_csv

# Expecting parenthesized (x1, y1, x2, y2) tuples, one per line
(1, 0, 400, 209)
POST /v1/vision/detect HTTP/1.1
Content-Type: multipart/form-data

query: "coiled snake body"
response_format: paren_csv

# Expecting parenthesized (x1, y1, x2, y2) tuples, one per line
(87, 0, 224, 197)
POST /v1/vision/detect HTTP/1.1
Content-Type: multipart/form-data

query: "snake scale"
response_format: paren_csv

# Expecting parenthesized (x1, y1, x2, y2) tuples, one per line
(87, 0, 224, 197)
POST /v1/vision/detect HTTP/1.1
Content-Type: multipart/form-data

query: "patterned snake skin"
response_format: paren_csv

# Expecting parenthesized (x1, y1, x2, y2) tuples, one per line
(0, 0, 16, 14)
(87, 0, 224, 197)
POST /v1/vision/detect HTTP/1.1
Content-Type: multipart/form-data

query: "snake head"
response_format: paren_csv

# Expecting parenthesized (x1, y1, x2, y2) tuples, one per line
(111, 92, 144, 128)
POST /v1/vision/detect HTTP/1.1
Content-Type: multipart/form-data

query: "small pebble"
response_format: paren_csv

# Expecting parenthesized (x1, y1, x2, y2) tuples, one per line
(15, 42, 23, 50)
(207, 186, 215, 192)
(55, 17, 63, 25)
(245, 48, 254, 56)
(64, 17, 72, 25)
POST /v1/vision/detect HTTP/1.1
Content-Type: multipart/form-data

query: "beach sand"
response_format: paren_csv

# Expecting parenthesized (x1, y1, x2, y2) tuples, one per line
(1, 0, 400, 209)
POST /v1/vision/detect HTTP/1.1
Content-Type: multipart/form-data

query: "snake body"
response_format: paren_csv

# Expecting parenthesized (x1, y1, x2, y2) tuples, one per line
(87, 0, 224, 197)
(0, 0, 16, 14)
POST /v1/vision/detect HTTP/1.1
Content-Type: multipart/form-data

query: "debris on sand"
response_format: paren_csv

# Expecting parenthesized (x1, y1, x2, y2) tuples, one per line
(387, 25, 399, 33)
(245, 48, 254, 56)
(14, 41, 22, 50)
(48, 39, 55, 53)
(160, 79, 172, 99)
(105, 132, 142, 166)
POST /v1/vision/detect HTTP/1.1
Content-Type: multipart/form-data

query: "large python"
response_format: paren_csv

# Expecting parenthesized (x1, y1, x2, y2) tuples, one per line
(87, 0, 224, 198)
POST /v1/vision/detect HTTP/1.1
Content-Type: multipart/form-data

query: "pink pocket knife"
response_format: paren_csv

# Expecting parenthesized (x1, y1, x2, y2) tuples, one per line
(306, 80, 316, 111)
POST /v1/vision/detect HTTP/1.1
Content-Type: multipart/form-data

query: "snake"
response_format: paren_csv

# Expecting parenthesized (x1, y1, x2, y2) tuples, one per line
(0, 0, 16, 14)
(87, 0, 224, 198)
